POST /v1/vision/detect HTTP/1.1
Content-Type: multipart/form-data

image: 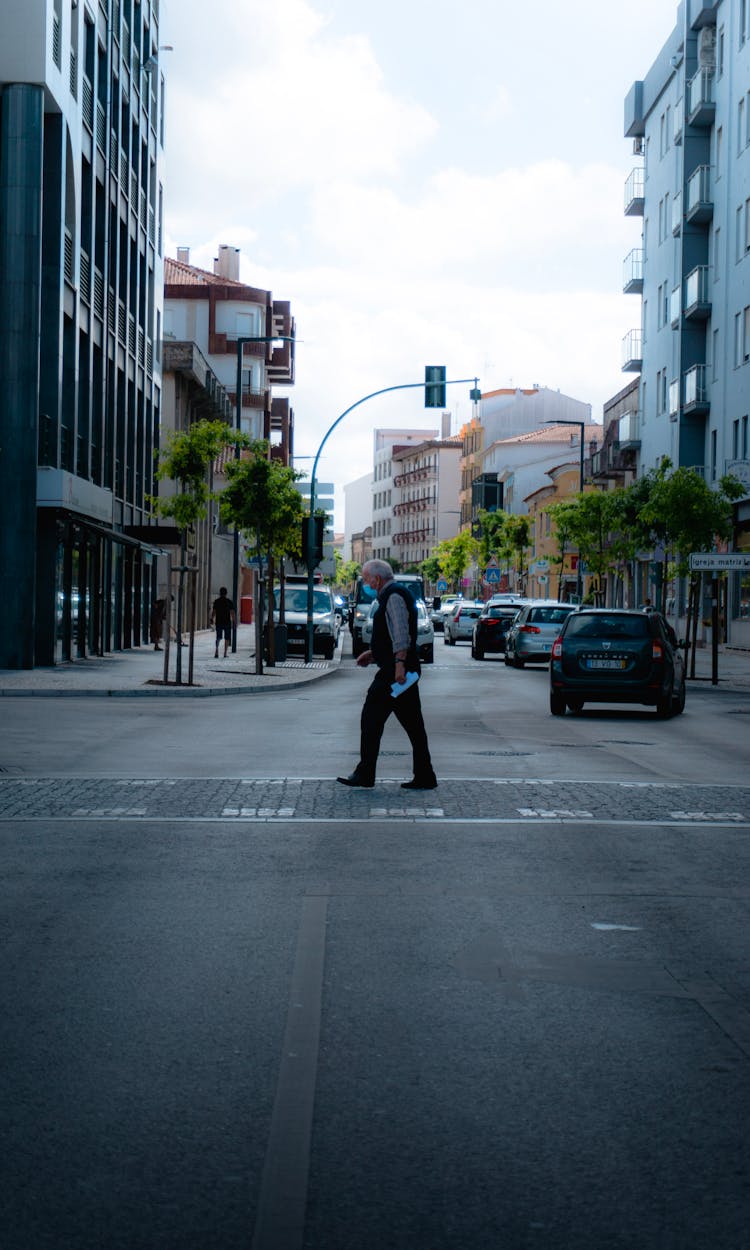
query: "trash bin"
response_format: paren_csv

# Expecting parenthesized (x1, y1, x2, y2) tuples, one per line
(263, 623, 287, 662)
(240, 595, 253, 624)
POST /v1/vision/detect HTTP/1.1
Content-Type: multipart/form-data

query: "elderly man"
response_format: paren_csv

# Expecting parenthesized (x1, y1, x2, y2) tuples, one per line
(337, 559, 437, 790)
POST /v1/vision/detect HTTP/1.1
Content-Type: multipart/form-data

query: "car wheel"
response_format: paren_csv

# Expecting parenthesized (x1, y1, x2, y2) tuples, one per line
(445, 633, 455, 646)
(671, 676, 686, 715)
(352, 638, 365, 658)
(512, 654, 524, 669)
(550, 691, 566, 716)
(504, 651, 512, 666)
(423, 646, 434, 664)
(567, 700, 584, 714)
(656, 688, 673, 718)
(474, 646, 484, 661)
(322, 639, 335, 660)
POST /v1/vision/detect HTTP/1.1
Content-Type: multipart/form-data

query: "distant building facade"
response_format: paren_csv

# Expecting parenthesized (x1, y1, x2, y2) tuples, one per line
(391, 435, 462, 568)
(371, 427, 438, 563)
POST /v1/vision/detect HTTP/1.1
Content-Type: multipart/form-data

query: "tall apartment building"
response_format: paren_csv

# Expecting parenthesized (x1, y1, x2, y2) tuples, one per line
(391, 434, 462, 567)
(622, 0, 750, 639)
(0, 0, 167, 667)
(371, 427, 438, 563)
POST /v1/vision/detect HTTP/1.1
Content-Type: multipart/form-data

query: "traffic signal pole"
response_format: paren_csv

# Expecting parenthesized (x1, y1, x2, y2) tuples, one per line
(305, 376, 480, 662)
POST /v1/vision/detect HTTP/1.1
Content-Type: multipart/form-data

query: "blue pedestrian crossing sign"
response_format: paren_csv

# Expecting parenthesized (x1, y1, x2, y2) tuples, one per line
(436, 579, 448, 593)
(484, 567, 501, 584)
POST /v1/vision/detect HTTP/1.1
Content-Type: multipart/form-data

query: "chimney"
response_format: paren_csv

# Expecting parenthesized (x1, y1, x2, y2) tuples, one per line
(441, 411, 451, 440)
(214, 245, 240, 281)
(176, 246, 190, 264)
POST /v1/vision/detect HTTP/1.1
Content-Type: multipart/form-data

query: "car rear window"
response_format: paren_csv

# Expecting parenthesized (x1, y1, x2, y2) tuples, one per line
(565, 613, 649, 639)
(528, 606, 575, 624)
(459, 607, 483, 618)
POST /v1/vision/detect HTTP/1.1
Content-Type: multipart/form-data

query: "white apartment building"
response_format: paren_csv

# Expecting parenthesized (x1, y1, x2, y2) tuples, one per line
(371, 427, 438, 562)
(391, 436, 463, 567)
(343, 472, 373, 562)
(484, 425, 603, 516)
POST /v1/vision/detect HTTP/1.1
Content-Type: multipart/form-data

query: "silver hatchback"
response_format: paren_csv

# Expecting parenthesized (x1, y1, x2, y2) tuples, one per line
(505, 601, 577, 667)
(444, 601, 485, 645)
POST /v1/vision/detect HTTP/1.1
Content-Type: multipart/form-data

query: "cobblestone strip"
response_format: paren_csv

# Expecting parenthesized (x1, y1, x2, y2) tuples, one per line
(0, 778, 749, 824)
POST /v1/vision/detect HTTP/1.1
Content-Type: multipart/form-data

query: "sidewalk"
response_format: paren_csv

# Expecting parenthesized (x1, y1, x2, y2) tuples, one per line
(0, 626, 344, 697)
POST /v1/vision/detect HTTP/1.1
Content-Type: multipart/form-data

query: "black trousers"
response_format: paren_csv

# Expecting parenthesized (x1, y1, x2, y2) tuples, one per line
(358, 673, 434, 781)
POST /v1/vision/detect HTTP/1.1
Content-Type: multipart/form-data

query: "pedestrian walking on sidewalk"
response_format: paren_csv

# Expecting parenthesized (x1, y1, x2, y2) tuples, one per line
(150, 598, 166, 650)
(210, 588, 236, 658)
(337, 559, 437, 790)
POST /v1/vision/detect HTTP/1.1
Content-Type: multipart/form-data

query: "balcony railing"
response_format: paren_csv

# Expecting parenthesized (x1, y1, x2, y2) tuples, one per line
(673, 98, 683, 145)
(684, 265, 711, 320)
(624, 167, 645, 216)
(80, 251, 91, 305)
(621, 329, 643, 371)
(623, 248, 644, 294)
(684, 363, 709, 413)
(82, 75, 94, 132)
(686, 165, 712, 224)
(687, 68, 715, 126)
(669, 378, 680, 421)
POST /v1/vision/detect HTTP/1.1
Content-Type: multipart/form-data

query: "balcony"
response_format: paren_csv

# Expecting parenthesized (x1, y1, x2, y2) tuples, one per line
(669, 378, 680, 422)
(687, 68, 715, 126)
(689, 0, 719, 29)
(618, 410, 640, 449)
(623, 248, 644, 294)
(621, 329, 643, 372)
(624, 167, 645, 216)
(393, 466, 436, 488)
(683, 363, 710, 415)
(684, 265, 711, 321)
(685, 165, 712, 224)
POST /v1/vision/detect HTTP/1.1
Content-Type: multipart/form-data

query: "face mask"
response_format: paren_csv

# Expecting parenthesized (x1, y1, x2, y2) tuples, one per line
(362, 584, 377, 599)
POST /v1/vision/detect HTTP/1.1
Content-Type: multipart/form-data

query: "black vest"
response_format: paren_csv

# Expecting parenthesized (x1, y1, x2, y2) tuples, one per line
(371, 582, 420, 678)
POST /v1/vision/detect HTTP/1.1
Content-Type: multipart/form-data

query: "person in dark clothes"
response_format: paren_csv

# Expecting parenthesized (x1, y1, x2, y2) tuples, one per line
(150, 598, 166, 650)
(210, 587, 236, 658)
(337, 559, 437, 790)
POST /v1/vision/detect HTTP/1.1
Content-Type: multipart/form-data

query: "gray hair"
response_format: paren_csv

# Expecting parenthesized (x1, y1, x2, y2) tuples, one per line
(362, 559, 393, 582)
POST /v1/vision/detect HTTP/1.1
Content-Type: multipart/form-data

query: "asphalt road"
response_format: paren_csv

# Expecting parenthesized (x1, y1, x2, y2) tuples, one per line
(2, 641, 749, 1249)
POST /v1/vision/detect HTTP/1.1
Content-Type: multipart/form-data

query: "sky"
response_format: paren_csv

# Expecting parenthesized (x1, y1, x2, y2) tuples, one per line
(160, 0, 679, 526)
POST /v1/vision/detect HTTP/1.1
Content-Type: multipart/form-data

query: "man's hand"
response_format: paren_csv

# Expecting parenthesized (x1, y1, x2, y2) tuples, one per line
(394, 658, 407, 685)
(356, 649, 373, 668)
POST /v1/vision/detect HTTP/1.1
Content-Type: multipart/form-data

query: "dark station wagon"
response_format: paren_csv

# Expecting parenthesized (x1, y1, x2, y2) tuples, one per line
(549, 608, 686, 718)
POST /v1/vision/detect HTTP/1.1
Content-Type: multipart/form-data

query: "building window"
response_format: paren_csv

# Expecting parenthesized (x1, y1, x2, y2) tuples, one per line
(718, 25, 725, 76)
(714, 226, 721, 279)
(743, 415, 749, 458)
(740, 98, 746, 155)
(713, 328, 720, 381)
(733, 418, 740, 459)
(716, 126, 723, 178)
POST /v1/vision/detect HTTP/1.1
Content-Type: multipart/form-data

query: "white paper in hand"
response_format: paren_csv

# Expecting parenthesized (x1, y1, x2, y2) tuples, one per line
(391, 670, 419, 698)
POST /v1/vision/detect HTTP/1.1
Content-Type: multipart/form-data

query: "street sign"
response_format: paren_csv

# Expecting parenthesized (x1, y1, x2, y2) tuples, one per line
(689, 552, 750, 571)
(436, 579, 448, 593)
(484, 567, 501, 584)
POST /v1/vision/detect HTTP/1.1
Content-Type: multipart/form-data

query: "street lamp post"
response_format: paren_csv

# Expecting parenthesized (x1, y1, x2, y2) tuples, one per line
(544, 418, 586, 601)
(231, 333, 295, 654)
(305, 376, 480, 662)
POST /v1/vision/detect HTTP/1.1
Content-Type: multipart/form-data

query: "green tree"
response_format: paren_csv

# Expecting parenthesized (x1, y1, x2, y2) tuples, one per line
(420, 555, 442, 590)
(220, 440, 304, 674)
(476, 509, 508, 569)
(151, 419, 240, 683)
(337, 559, 360, 592)
(433, 531, 479, 592)
(565, 491, 621, 605)
(502, 515, 531, 591)
(545, 500, 579, 600)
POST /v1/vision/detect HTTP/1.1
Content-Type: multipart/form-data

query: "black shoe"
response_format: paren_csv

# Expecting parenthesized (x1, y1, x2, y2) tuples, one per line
(337, 772, 375, 788)
(401, 776, 438, 790)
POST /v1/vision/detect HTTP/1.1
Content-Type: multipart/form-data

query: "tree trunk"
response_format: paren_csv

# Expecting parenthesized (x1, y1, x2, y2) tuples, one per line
(267, 554, 276, 667)
(254, 536, 264, 676)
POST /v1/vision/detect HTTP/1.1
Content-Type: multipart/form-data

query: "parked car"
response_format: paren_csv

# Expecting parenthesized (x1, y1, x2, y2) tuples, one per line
(273, 585, 340, 660)
(549, 608, 686, 717)
(444, 601, 484, 645)
(431, 595, 462, 632)
(471, 604, 521, 660)
(360, 598, 435, 662)
(504, 601, 577, 667)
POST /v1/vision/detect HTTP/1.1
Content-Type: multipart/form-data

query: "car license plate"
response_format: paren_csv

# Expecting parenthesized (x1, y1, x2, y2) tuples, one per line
(586, 658, 625, 670)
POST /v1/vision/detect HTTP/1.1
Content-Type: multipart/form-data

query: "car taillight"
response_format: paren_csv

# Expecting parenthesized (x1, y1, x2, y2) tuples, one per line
(652, 641, 664, 660)
(521, 624, 541, 634)
(552, 636, 563, 658)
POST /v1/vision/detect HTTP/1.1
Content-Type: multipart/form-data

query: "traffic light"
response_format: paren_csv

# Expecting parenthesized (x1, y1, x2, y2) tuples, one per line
(425, 365, 446, 408)
(302, 515, 324, 567)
